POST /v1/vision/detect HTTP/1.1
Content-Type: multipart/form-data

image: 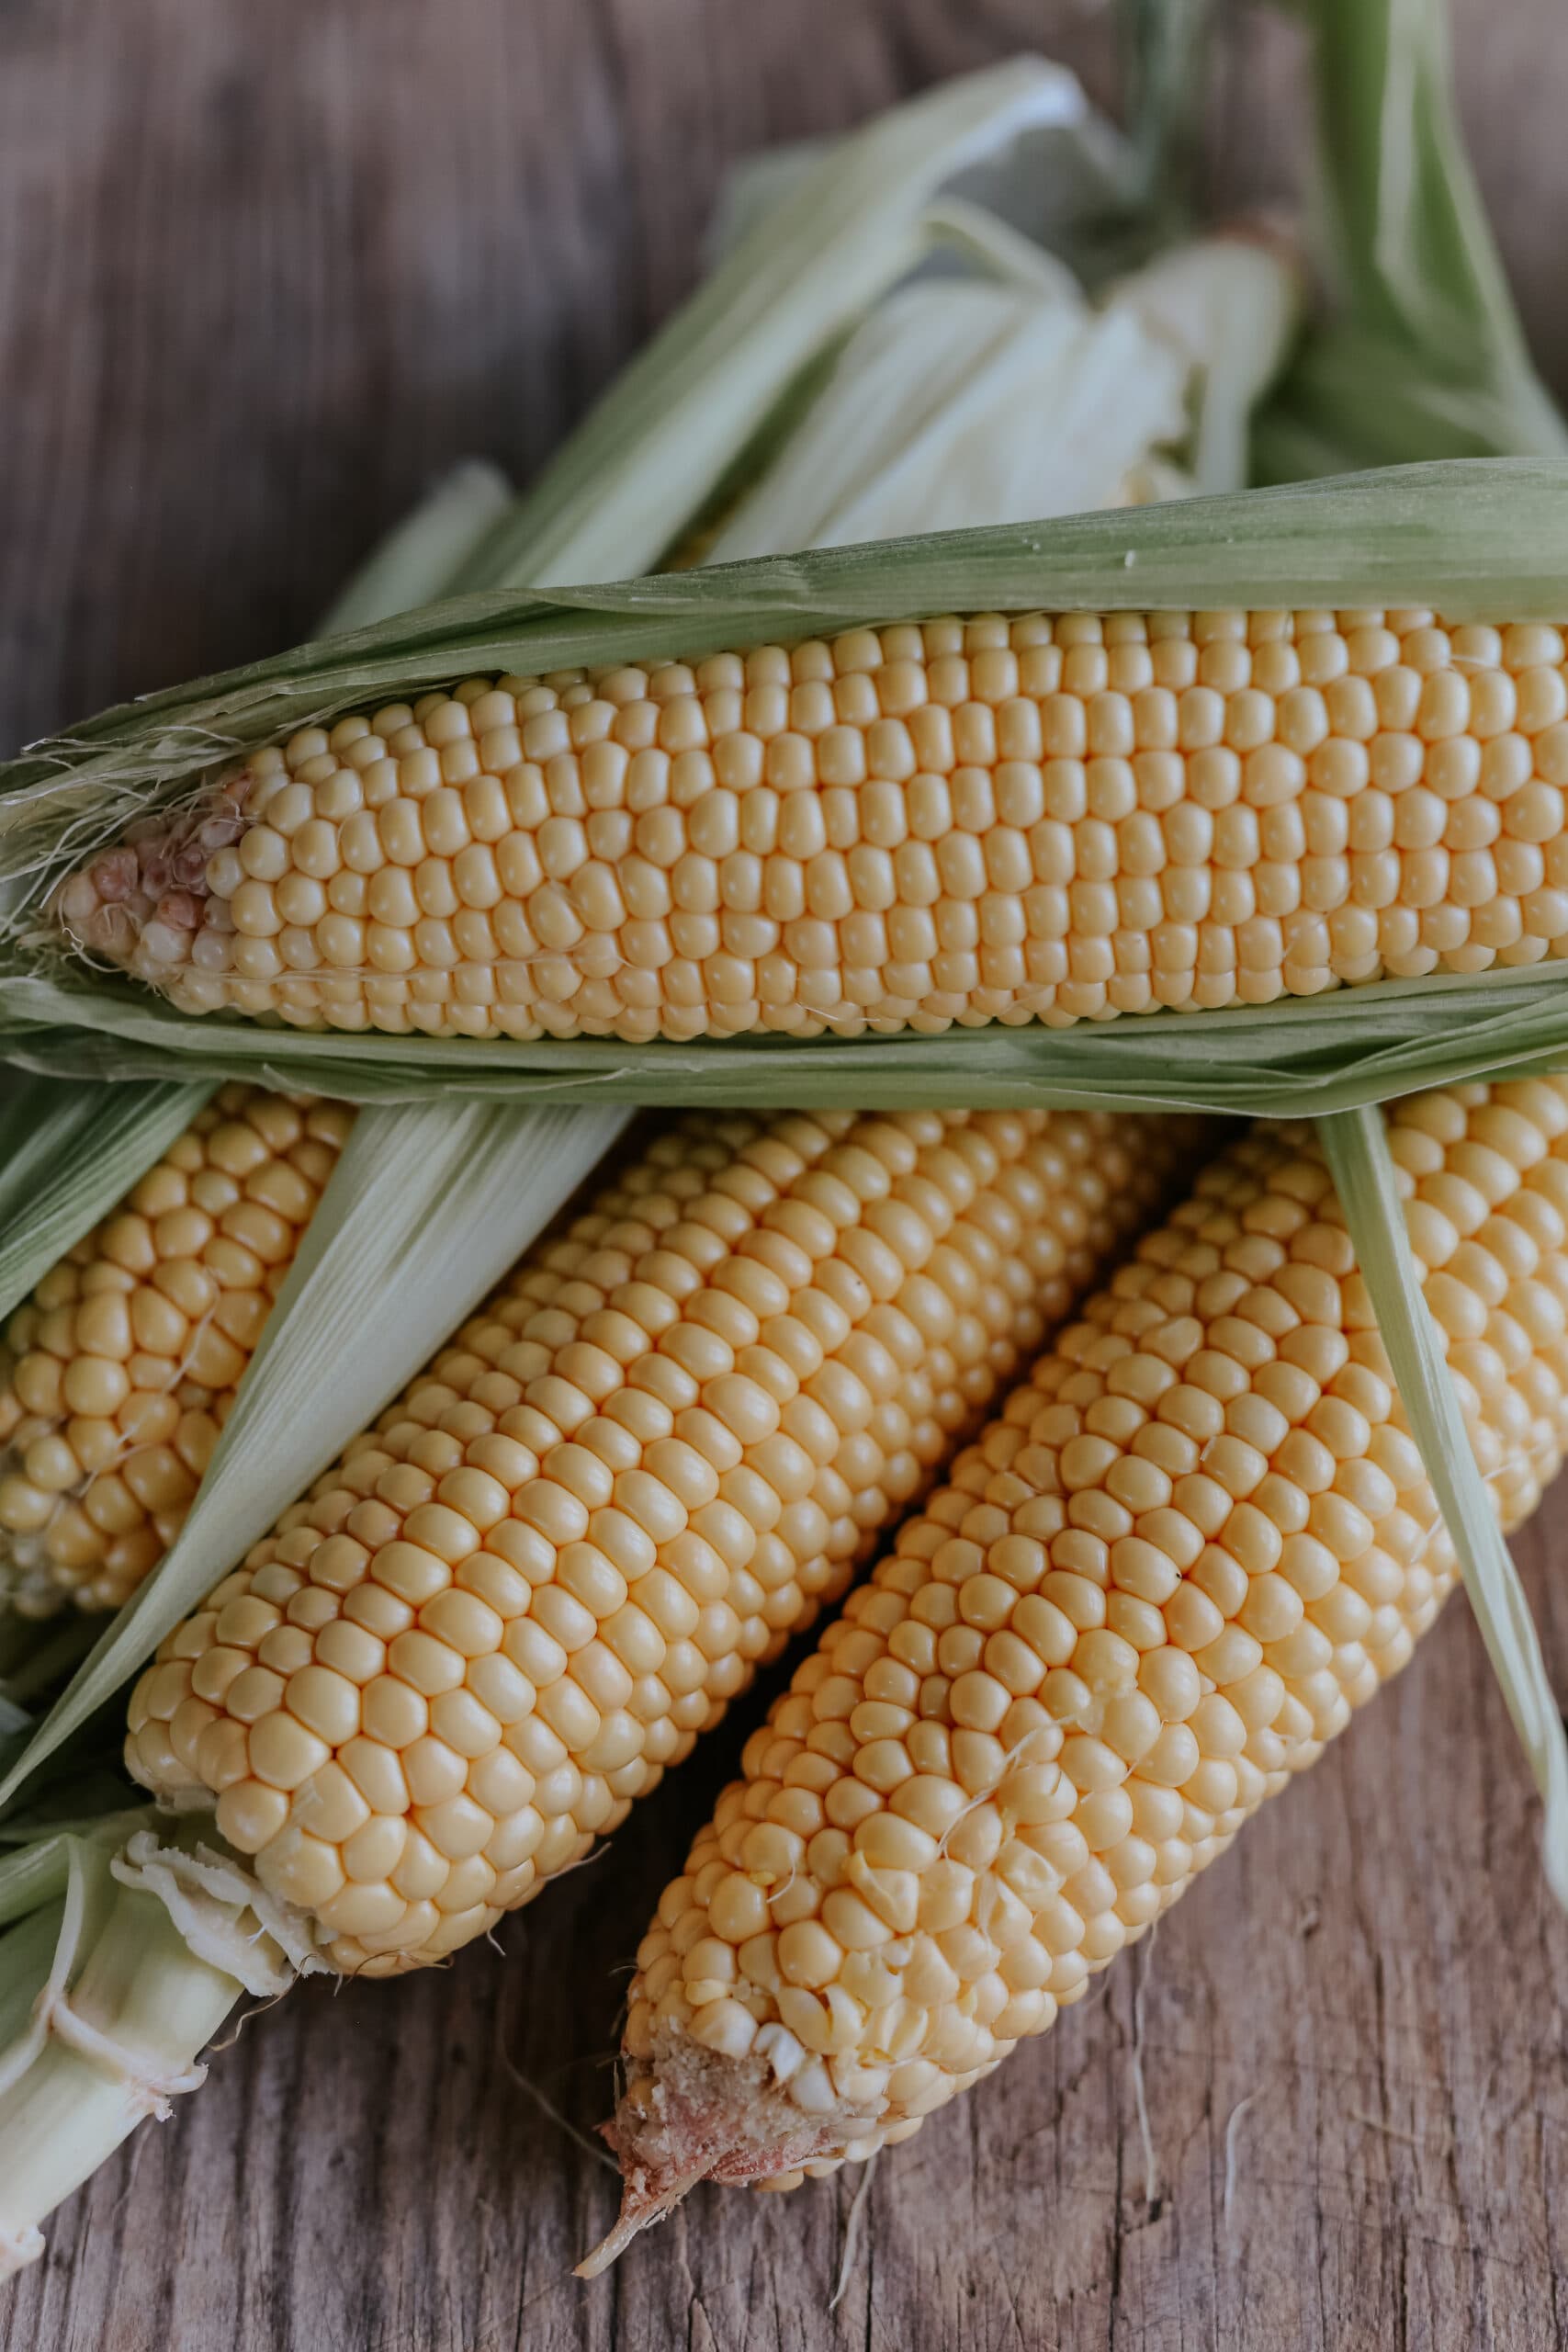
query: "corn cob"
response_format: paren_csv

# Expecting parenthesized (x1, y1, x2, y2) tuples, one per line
(54, 612, 1568, 1040)
(0, 1087, 353, 1617)
(584, 1076, 1568, 2263)
(123, 1104, 1201, 1976)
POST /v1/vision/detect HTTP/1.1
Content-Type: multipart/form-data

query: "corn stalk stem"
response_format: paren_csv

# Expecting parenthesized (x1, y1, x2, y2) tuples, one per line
(0, 1878, 240, 2276)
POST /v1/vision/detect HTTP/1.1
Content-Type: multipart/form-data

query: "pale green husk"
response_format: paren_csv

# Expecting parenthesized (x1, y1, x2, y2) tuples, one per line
(0, 1819, 283, 2270)
(1322, 1111, 1568, 1904)
(1257, 0, 1568, 476)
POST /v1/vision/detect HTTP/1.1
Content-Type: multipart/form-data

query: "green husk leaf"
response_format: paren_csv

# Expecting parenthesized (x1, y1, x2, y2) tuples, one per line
(0, 1096, 629, 1813)
(1258, 0, 1568, 477)
(7, 955, 1568, 1121)
(1321, 1108, 1568, 1905)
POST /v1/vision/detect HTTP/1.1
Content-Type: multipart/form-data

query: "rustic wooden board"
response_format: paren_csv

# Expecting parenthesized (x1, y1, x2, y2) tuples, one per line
(5, 2, 1568, 2346)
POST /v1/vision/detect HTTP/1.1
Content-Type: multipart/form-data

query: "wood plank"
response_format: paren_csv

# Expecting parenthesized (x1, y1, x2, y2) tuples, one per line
(5, 2, 1568, 2346)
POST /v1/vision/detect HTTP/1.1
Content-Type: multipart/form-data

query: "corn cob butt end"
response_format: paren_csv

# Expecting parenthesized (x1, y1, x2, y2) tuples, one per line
(580, 2030, 852, 2275)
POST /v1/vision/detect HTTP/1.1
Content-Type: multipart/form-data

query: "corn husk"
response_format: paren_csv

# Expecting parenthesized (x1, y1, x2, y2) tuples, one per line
(1257, 0, 1568, 475)
(698, 234, 1294, 561)
(1324, 1111, 1568, 1905)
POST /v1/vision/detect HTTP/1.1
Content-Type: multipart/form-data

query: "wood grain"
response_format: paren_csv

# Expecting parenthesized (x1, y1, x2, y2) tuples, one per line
(5, 2, 1568, 2346)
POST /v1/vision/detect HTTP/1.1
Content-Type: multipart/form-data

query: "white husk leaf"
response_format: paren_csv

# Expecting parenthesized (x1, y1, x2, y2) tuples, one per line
(703, 232, 1296, 561)
(111, 1831, 319, 1994)
(1108, 233, 1300, 495)
(701, 279, 1188, 559)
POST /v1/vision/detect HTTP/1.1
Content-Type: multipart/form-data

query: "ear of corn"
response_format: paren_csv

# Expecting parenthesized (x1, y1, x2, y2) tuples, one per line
(122, 1103, 1201, 1975)
(52, 608, 1568, 1046)
(0, 1088, 354, 1618)
(583, 1076, 1568, 2263)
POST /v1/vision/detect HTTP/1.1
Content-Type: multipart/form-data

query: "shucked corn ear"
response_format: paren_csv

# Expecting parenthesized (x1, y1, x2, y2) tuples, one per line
(124, 1103, 1201, 1975)
(0, 1087, 353, 1616)
(585, 1077, 1568, 2260)
(55, 611, 1568, 1041)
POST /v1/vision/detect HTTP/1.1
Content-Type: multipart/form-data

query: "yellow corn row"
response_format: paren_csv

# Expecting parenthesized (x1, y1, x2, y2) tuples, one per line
(586, 1077, 1568, 2256)
(0, 1088, 353, 1615)
(125, 1104, 1201, 1974)
(55, 611, 1568, 1040)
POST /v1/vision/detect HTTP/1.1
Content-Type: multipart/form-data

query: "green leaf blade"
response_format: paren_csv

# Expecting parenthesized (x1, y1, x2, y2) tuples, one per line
(1321, 1105, 1568, 1908)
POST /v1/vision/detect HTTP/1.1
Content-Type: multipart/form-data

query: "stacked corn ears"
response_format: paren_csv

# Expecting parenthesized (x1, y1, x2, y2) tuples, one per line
(5, 0, 1568, 2295)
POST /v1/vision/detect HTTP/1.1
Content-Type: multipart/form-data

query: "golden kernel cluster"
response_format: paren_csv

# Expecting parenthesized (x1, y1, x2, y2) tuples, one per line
(126, 1104, 1194, 1974)
(0, 1089, 351, 1614)
(616, 1079, 1568, 2184)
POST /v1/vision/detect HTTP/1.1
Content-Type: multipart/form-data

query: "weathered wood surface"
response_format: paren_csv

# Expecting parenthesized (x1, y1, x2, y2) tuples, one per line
(5, 2, 1568, 2346)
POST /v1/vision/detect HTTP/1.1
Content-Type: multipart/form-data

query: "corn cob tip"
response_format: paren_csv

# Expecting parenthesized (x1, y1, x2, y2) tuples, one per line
(580, 2035, 848, 2276)
(52, 776, 253, 978)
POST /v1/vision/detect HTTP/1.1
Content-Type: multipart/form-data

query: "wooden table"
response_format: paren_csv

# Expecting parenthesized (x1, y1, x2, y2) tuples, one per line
(4, 3, 1568, 2345)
